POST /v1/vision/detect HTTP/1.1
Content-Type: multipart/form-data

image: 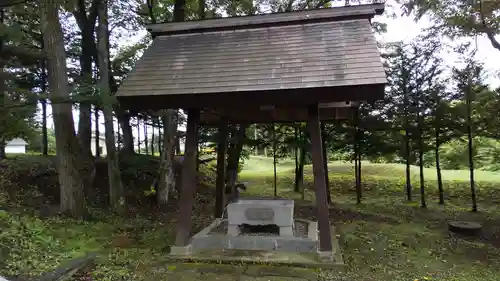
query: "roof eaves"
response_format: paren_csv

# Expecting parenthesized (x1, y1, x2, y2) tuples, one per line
(147, 3, 385, 36)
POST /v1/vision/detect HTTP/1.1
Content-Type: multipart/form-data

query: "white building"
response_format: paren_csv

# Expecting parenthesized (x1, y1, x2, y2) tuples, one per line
(5, 138, 28, 154)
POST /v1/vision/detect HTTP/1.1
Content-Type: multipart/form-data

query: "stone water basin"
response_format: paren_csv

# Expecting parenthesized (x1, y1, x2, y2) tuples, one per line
(227, 199, 294, 227)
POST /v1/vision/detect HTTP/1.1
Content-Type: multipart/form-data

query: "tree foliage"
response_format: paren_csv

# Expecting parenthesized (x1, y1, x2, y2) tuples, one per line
(399, 0, 500, 52)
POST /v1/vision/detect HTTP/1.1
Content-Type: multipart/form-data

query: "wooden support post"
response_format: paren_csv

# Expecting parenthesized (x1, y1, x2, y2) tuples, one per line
(272, 123, 277, 197)
(354, 107, 362, 204)
(215, 120, 228, 218)
(307, 104, 333, 252)
(174, 109, 200, 246)
(320, 122, 331, 205)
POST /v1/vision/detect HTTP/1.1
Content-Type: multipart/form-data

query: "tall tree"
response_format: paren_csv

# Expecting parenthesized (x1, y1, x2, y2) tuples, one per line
(0, 7, 5, 159)
(72, 0, 99, 158)
(416, 93, 427, 208)
(452, 57, 485, 212)
(384, 42, 415, 201)
(97, 0, 125, 214)
(402, 72, 412, 201)
(158, 111, 176, 204)
(432, 84, 446, 204)
(465, 75, 477, 212)
(383, 37, 444, 204)
(40, 0, 86, 218)
(144, 0, 180, 205)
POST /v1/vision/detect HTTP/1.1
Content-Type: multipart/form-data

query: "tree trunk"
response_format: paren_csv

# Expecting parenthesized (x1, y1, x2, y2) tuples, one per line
(97, 0, 125, 214)
(0, 9, 4, 160)
(198, 0, 205, 19)
(77, 101, 92, 157)
(435, 122, 444, 205)
(403, 86, 412, 201)
(272, 124, 277, 197)
(73, 0, 98, 160)
(354, 109, 362, 204)
(357, 146, 362, 196)
(41, 99, 48, 155)
(41, 0, 86, 218)
(117, 110, 134, 154)
(41, 63, 48, 156)
(405, 134, 412, 200)
(174, 109, 200, 246)
(355, 139, 361, 204)
(151, 118, 155, 155)
(196, 144, 200, 174)
(354, 152, 358, 189)
(174, 134, 180, 154)
(72, 0, 98, 191)
(296, 144, 306, 195)
(0, 141, 5, 159)
(144, 116, 149, 155)
(417, 110, 426, 208)
(226, 124, 247, 186)
(254, 126, 258, 155)
(157, 0, 183, 205)
(116, 119, 121, 150)
(294, 127, 300, 193)
(157, 110, 176, 205)
(95, 107, 100, 158)
(158, 122, 162, 155)
(215, 120, 228, 218)
(466, 80, 477, 212)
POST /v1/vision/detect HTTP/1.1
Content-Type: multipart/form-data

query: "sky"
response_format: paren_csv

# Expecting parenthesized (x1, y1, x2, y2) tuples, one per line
(39, 0, 500, 144)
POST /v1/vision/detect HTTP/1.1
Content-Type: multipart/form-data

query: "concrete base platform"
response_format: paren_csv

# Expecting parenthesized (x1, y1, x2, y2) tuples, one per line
(168, 226, 345, 270)
(191, 218, 319, 253)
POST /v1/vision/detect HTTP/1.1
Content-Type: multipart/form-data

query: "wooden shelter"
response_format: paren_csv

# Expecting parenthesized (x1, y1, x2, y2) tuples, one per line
(116, 3, 386, 256)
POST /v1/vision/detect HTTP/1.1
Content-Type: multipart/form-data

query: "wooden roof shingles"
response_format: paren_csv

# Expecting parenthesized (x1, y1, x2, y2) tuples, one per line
(117, 3, 387, 111)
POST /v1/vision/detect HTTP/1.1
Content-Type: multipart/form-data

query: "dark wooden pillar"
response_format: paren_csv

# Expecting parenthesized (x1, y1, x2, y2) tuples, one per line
(307, 104, 333, 252)
(174, 109, 200, 246)
(320, 122, 331, 205)
(354, 108, 362, 203)
(215, 120, 228, 218)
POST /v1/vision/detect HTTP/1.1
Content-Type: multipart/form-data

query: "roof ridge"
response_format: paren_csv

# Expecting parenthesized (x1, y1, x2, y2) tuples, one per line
(147, 3, 385, 36)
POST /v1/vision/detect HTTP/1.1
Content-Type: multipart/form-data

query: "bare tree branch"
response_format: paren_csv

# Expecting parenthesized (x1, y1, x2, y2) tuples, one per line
(479, 5, 500, 51)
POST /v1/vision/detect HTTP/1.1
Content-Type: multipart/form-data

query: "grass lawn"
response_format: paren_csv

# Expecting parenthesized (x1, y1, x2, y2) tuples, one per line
(1, 155, 500, 280)
(241, 156, 500, 280)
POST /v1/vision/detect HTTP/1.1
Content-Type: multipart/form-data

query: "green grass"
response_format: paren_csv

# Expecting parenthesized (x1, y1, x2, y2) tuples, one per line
(240, 156, 500, 202)
(238, 156, 500, 280)
(1, 155, 500, 280)
(241, 156, 500, 182)
(240, 155, 296, 175)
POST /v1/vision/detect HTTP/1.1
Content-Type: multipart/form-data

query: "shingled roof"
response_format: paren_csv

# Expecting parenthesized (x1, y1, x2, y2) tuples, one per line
(117, 3, 386, 112)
